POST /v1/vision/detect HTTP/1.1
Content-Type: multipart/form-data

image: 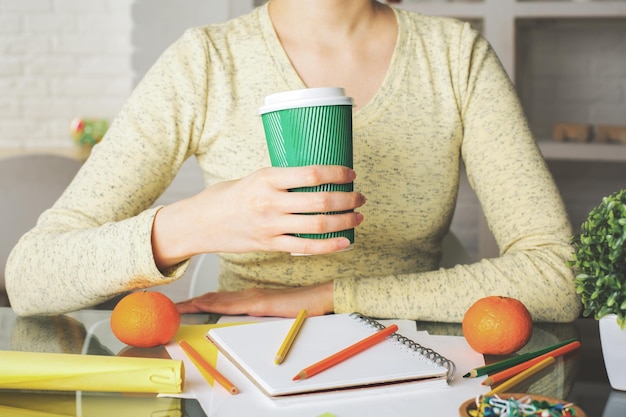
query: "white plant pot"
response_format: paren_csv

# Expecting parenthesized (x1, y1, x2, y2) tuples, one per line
(599, 314, 626, 391)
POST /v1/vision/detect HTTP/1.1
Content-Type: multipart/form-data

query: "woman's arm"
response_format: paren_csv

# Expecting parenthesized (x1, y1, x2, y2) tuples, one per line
(332, 23, 581, 323)
(5, 31, 209, 316)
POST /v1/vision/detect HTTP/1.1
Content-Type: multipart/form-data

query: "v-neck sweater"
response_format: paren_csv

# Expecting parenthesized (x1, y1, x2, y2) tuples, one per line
(6, 4, 581, 322)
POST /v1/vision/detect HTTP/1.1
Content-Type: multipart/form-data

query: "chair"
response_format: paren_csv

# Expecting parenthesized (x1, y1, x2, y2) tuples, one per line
(187, 252, 220, 298)
(0, 153, 83, 306)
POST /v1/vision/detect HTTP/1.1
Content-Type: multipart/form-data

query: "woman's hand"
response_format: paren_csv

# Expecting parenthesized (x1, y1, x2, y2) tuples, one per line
(176, 281, 334, 317)
(152, 165, 366, 269)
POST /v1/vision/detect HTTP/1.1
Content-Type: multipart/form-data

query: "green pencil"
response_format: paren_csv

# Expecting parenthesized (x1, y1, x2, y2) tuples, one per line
(463, 337, 579, 378)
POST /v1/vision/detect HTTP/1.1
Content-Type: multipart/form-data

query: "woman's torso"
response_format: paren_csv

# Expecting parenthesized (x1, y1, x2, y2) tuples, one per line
(191, 5, 468, 289)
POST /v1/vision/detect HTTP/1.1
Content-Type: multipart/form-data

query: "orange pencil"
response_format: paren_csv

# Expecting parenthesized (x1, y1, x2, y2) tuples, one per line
(293, 324, 399, 381)
(179, 340, 239, 395)
(482, 340, 581, 386)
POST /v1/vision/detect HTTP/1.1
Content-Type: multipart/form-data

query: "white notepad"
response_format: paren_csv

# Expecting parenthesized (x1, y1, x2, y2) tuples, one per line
(206, 313, 455, 400)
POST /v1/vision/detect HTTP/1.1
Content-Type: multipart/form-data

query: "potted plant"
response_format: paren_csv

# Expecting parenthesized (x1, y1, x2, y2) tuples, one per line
(571, 188, 626, 391)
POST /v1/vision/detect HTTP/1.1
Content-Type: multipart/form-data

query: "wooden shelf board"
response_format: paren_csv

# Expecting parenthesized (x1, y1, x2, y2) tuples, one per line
(393, 1, 626, 19)
(538, 142, 626, 162)
(514, 2, 626, 18)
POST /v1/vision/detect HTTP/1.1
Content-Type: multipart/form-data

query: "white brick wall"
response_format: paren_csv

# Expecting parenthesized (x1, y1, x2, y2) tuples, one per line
(0, 0, 133, 148)
(0, 0, 260, 149)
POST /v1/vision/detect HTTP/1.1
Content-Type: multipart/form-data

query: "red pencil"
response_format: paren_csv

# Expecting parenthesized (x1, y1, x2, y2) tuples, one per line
(482, 340, 581, 386)
(293, 324, 399, 381)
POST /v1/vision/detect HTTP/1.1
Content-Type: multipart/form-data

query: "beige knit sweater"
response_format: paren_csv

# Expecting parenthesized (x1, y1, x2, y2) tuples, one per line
(6, 4, 581, 322)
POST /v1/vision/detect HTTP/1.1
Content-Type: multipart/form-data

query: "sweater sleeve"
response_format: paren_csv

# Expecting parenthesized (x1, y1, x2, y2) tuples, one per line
(6, 29, 210, 316)
(334, 24, 581, 323)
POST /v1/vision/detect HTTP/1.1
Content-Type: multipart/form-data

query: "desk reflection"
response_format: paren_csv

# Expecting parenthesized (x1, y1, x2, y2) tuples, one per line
(0, 391, 184, 417)
(416, 320, 580, 401)
(1, 309, 602, 417)
(10, 315, 111, 355)
(3, 313, 205, 416)
(10, 314, 172, 358)
(604, 390, 626, 417)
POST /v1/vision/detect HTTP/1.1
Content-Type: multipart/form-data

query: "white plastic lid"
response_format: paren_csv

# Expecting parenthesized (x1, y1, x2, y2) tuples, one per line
(259, 87, 354, 114)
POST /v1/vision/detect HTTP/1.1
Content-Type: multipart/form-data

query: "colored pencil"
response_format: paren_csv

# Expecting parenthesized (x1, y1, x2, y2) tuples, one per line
(485, 356, 556, 396)
(179, 340, 239, 395)
(292, 324, 399, 381)
(482, 340, 581, 386)
(463, 337, 578, 378)
(275, 309, 307, 364)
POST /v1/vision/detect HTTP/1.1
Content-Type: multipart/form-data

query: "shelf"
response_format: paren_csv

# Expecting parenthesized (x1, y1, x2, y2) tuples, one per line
(538, 142, 626, 162)
(515, 2, 626, 18)
(391, 2, 485, 19)
(391, 0, 626, 78)
(390, 0, 626, 164)
(395, 2, 626, 21)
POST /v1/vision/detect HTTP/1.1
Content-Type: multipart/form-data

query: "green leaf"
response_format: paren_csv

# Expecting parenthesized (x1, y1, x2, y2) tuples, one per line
(606, 292, 618, 307)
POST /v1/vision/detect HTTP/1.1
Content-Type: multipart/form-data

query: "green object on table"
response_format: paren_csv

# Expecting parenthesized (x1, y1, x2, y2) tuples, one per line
(463, 337, 579, 378)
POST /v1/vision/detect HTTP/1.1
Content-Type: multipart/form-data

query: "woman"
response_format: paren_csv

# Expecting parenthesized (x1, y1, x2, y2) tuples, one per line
(6, 0, 581, 322)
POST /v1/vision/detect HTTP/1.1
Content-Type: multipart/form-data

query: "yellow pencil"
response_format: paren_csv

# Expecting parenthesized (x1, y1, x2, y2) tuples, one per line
(485, 356, 555, 396)
(275, 309, 307, 364)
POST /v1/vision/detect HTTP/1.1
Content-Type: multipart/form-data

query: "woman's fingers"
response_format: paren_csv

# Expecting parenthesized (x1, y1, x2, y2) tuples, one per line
(276, 211, 364, 236)
(271, 234, 354, 254)
(276, 190, 366, 214)
(263, 165, 356, 190)
(156, 165, 367, 259)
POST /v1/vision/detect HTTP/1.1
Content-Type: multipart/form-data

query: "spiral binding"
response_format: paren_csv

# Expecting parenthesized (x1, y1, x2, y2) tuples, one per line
(350, 312, 457, 383)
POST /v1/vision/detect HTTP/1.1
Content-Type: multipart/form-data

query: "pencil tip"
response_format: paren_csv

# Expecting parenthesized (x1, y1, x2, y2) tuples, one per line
(275, 356, 283, 365)
(462, 372, 470, 378)
(293, 372, 305, 381)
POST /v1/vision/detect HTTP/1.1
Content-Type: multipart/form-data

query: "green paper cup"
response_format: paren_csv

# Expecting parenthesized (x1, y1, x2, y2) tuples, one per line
(260, 87, 354, 249)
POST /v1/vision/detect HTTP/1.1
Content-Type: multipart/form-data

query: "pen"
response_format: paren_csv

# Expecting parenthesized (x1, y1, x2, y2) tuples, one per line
(485, 356, 555, 396)
(293, 324, 399, 381)
(482, 340, 580, 386)
(463, 337, 578, 378)
(275, 309, 307, 365)
(178, 340, 239, 395)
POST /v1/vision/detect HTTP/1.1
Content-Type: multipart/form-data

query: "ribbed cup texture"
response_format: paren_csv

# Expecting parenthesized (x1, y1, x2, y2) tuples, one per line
(262, 104, 353, 241)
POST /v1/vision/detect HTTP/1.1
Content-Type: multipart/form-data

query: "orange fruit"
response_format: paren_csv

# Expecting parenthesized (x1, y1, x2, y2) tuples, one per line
(110, 291, 181, 348)
(462, 296, 533, 355)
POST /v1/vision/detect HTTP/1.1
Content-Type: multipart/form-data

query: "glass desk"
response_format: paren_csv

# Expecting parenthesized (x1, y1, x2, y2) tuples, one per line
(0, 306, 624, 416)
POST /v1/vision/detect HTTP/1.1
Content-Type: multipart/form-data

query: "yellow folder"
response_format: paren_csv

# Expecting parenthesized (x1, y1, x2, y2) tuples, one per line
(0, 350, 184, 394)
